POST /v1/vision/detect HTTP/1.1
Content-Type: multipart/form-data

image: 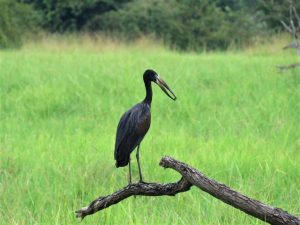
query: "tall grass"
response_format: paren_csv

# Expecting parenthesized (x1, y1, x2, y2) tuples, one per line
(0, 35, 299, 225)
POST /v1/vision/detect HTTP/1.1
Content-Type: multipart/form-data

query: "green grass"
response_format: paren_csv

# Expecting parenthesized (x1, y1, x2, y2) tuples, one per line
(1, 37, 300, 224)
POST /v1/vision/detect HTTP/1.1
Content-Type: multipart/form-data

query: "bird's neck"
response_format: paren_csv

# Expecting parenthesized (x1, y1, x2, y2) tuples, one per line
(143, 80, 152, 105)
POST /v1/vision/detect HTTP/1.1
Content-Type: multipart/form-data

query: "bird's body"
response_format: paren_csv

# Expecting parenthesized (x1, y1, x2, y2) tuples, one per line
(114, 102, 151, 167)
(114, 69, 176, 184)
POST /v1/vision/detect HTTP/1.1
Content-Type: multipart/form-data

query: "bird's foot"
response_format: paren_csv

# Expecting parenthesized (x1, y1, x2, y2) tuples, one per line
(138, 180, 147, 184)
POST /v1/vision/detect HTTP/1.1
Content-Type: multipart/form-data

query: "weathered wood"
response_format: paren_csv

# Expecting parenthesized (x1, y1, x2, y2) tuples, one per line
(76, 156, 300, 225)
(160, 156, 300, 225)
(75, 177, 191, 220)
(277, 62, 300, 71)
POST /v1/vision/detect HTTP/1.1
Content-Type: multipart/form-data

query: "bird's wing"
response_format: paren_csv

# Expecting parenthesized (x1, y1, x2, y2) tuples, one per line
(114, 103, 150, 163)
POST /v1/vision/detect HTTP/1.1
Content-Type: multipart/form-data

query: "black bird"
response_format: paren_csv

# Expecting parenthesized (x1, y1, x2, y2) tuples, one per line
(114, 69, 176, 184)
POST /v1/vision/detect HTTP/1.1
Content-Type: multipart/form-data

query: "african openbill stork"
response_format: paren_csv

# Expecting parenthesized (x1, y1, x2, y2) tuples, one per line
(114, 69, 176, 184)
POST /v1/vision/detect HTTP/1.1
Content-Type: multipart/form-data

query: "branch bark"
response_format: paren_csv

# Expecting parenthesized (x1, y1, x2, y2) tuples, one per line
(160, 156, 300, 225)
(75, 176, 192, 220)
(76, 156, 300, 225)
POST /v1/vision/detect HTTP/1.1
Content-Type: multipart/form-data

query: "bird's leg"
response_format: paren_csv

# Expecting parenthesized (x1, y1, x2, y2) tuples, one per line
(136, 144, 144, 183)
(128, 158, 132, 185)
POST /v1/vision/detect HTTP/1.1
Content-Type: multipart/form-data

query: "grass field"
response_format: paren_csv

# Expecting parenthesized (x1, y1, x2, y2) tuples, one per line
(0, 36, 300, 224)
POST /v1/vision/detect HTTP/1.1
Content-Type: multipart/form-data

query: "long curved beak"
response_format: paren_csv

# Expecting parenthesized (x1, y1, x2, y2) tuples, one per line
(155, 76, 177, 100)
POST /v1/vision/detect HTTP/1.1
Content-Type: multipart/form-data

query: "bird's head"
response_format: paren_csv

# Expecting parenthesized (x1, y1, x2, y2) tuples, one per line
(143, 69, 176, 100)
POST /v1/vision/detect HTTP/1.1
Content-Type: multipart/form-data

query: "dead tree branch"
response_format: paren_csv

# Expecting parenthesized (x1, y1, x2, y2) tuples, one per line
(76, 156, 300, 225)
(160, 156, 300, 225)
(277, 62, 300, 71)
(280, 1, 300, 40)
(278, 1, 300, 71)
(75, 177, 192, 219)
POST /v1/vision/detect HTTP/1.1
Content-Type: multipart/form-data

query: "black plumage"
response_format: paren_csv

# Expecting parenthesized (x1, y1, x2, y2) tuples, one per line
(114, 69, 176, 183)
(114, 103, 150, 167)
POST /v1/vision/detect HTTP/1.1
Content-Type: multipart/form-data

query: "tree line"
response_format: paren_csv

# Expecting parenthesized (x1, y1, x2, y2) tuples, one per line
(0, 0, 299, 50)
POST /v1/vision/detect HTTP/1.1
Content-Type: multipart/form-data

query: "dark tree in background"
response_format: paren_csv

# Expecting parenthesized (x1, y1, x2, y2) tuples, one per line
(0, 0, 38, 48)
(1, 0, 299, 49)
(56, 0, 261, 50)
(18, 0, 132, 32)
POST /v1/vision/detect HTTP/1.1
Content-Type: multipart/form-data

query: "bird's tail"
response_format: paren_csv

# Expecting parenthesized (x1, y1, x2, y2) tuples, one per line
(115, 156, 129, 168)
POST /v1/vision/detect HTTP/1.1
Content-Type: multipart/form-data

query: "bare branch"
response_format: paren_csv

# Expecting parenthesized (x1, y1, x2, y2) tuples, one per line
(75, 177, 192, 220)
(290, 3, 296, 32)
(76, 156, 300, 225)
(281, 2, 300, 37)
(281, 20, 294, 34)
(277, 62, 300, 71)
(291, 4, 300, 28)
(160, 156, 300, 225)
(278, 1, 300, 69)
(283, 42, 300, 50)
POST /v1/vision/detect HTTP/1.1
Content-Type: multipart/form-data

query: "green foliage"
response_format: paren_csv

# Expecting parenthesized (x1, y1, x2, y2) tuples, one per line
(2, 0, 299, 49)
(10, 0, 297, 50)
(85, 0, 181, 38)
(167, 0, 258, 50)
(0, 0, 39, 48)
(86, 0, 260, 50)
(20, 0, 132, 32)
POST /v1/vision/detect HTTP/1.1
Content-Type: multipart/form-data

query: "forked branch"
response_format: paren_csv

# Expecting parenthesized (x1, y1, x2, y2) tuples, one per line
(76, 156, 300, 225)
(278, 1, 300, 71)
(280, 0, 300, 40)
